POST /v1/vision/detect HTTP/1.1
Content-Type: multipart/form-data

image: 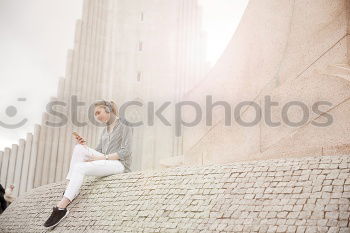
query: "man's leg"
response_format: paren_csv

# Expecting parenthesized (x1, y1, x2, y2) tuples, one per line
(44, 147, 122, 228)
(66, 144, 92, 180)
(63, 159, 125, 203)
(59, 144, 98, 207)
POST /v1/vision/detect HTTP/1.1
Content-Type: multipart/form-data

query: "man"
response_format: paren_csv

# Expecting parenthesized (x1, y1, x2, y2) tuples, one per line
(0, 184, 8, 214)
(0, 184, 15, 214)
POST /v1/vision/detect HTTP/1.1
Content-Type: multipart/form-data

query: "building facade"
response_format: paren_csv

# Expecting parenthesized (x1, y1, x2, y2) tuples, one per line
(0, 0, 208, 197)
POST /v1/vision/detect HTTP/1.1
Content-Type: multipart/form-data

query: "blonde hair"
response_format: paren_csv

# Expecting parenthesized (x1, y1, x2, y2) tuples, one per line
(93, 100, 119, 116)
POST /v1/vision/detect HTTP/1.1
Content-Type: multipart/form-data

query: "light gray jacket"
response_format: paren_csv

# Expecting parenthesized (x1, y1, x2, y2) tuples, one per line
(95, 118, 133, 172)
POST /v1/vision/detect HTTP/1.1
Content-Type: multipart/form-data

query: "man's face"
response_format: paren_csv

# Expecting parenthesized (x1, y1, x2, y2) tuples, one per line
(94, 106, 110, 123)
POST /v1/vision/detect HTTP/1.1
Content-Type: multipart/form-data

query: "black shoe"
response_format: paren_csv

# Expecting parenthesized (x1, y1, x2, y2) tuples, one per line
(43, 206, 69, 228)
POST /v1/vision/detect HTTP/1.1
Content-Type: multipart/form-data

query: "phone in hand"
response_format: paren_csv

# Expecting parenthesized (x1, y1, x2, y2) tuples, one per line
(72, 131, 86, 144)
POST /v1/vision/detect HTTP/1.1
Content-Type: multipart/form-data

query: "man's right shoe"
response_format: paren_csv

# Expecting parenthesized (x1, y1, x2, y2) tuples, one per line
(43, 206, 69, 228)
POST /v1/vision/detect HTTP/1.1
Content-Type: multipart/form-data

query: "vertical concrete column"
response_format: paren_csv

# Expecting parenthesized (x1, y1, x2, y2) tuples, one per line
(63, 0, 92, 178)
(19, 133, 33, 195)
(70, 17, 83, 100)
(62, 18, 84, 177)
(66, 0, 86, 178)
(100, 0, 109, 101)
(105, 0, 115, 101)
(27, 124, 40, 191)
(0, 148, 11, 187)
(188, 0, 194, 92)
(92, 0, 107, 148)
(41, 106, 55, 185)
(55, 78, 66, 182)
(191, 0, 197, 89)
(94, 0, 105, 137)
(75, 0, 94, 143)
(86, 8, 96, 147)
(48, 97, 60, 183)
(193, 2, 200, 87)
(95, 0, 103, 101)
(13, 139, 25, 197)
(78, 0, 94, 144)
(186, 0, 193, 93)
(196, 6, 206, 85)
(64, 50, 74, 104)
(83, 0, 100, 147)
(60, 50, 74, 181)
(6, 144, 18, 189)
(62, 119, 74, 179)
(177, 0, 204, 160)
(178, 0, 198, 157)
(194, 0, 200, 88)
(70, 4, 85, 100)
(95, 0, 108, 146)
(33, 113, 48, 188)
(172, 0, 186, 158)
(182, 0, 189, 98)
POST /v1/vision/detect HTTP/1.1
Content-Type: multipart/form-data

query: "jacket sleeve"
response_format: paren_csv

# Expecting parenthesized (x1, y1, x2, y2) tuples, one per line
(116, 124, 133, 161)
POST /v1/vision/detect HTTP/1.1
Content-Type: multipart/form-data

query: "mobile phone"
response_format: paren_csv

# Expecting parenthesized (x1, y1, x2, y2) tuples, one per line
(72, 132, 86, 142)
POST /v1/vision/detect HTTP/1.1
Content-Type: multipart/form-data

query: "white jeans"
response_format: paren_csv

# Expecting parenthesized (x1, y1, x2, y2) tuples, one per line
(63, 144, 125, 201)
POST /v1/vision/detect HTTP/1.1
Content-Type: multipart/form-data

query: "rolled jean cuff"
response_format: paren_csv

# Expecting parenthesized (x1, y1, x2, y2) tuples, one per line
(63, 190, 79, 202)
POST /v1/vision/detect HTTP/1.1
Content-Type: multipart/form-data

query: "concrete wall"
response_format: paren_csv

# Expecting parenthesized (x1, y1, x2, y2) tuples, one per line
(182, 0, 350, 166)
(0, 154, 349, 232)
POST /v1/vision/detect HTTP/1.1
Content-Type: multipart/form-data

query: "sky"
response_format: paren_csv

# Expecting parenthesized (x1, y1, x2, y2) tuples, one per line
(0, 0, 83, 150)
(198, 0, 249, 64)
(0, 0, 248, 151)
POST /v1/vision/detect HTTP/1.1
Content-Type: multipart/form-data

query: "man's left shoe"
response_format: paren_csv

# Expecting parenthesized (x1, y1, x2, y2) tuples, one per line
(43, 206, 69, 228)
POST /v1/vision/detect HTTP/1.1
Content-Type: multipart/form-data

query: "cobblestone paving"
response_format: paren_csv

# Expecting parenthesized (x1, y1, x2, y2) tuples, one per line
(0, 155, 349, 233)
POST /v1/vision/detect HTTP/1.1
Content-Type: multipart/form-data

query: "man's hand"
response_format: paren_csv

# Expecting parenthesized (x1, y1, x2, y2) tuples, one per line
(84, 154, 105, 162)
(73, 133, 87, 145)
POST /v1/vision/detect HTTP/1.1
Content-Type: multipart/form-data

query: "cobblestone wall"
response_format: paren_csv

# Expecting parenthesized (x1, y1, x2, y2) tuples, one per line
(0, 155, 349, 233)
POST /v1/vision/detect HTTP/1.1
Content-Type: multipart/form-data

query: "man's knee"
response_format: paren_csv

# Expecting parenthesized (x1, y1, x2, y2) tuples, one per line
(73, 144, 87, 155)
(72, 162, 88, 174)
(74, 144, 85, 150)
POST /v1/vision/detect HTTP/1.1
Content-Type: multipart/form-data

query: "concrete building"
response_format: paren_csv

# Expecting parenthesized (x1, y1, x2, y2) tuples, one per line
(0, 0, 208, 196)
(1, 0, 350, 231)
(1, 0, 349, 205)
(181, 0, 350, 167)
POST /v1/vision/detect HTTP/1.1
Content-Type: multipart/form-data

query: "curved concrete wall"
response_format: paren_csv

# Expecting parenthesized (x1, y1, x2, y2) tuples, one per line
(182, 0, 350, 165)
(0, 154, 349, 232)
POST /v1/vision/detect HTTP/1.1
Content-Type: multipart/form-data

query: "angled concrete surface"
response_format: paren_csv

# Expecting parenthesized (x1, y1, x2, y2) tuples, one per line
(0, 155, 349, 233)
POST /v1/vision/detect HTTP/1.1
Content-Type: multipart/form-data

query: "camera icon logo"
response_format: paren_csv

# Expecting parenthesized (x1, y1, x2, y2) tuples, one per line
(0, 98, 28, 129)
